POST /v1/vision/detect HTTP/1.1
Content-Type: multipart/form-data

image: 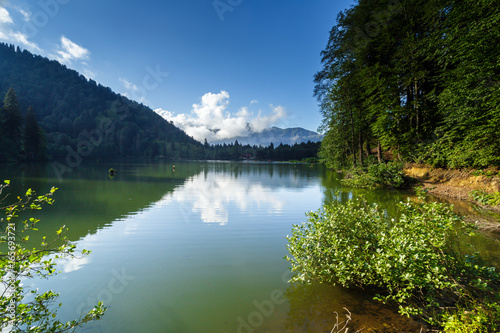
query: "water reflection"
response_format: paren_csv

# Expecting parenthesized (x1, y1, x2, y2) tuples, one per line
(284, 283, 425, 332)
(155, 164, 320, 225)
(157, 172, 285, 225)
(59, 256, 91, 274)
(2, 162, 498, 333)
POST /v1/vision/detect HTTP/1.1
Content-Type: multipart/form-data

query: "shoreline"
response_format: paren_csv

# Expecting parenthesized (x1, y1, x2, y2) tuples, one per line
(405, 164, 500, 235)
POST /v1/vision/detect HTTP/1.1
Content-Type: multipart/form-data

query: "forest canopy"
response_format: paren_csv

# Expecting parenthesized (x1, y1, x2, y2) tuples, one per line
(0, 43, 200, 161)
(315, 0, 500, 170)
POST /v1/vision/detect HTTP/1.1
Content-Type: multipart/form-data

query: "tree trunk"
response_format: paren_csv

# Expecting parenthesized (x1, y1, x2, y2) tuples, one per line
(377, 141, 382, 163)
(415, 78, 419, 138)
(358, 131, 364, 166)
(350, 107, 356, 168)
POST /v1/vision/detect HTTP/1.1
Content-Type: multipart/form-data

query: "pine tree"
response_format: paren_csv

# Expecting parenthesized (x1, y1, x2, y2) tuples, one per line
(0, 87, 23, 160)
(24, 106, 46, 161)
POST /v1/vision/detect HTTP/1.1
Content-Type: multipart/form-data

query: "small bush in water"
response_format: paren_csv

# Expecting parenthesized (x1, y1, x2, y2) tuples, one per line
(286, 197, 500, 330)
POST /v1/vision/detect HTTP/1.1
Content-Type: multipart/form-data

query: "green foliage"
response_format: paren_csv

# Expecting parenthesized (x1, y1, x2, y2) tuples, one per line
(0, 87, 24, 161)
(0, 181, 106, 332)
(470, 190, 500, 206)
(341, 161, 411, 189)
(471, 169, 498, 178)
(0, 43, 199, 160)
(302, 157, 320, 164)
(315, 0, 500, 169)
(443, 301, 500, 333)
(0, 89, 46, 162)
(428, 0, 500, 169)
(23, 106, 46, 162)
(413, 185, 430, 197)
(286, 197, 500, 329)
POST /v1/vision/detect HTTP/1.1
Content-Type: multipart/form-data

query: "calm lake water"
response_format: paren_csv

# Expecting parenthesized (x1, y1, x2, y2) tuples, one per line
(1, 161, 499, 332)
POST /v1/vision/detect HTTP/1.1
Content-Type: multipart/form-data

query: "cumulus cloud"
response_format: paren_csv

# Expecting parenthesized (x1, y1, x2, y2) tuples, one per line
(0, 5, 40, 52)
(155, 91, 287, 143)
(55, 35, 90, 64)
(0, 7, 13, 24)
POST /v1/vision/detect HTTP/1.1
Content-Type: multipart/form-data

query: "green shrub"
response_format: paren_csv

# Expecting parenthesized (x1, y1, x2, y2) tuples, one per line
(421, 136, 500, 169)
(0, 181, 106, 332)
(286, 198, 499, 329)
(302, 157, 320, 164)
(471, 170, 498, 178)
(443, 301, 500, 333)
(470, 190, 500, 206)
(341, 161, 411, 189)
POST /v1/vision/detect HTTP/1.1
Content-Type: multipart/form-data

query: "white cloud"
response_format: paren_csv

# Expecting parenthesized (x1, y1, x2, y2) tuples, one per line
(55, 35, 90, 64)
(119, 77, 139, 92)
(11, 31, 39, 50)
(0, 6, 41, 52)
(0, 7, 13, 24)
(48, 36, 96, 80)
(0, 6, 94, 76)
(18, 8, 30, 21)
(119, 77, 148, 104)
(81, 68, 96, 80)
(155, 91, 287, 143)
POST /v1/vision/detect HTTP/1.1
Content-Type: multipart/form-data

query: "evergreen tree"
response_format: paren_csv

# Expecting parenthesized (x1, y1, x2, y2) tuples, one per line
(0, 87, 23, 160)
(24, 106, 46, 161)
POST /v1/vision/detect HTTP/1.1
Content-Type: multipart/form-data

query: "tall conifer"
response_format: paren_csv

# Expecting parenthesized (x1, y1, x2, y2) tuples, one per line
(0, 87, 23, 159)
(24, 106, 45, 161)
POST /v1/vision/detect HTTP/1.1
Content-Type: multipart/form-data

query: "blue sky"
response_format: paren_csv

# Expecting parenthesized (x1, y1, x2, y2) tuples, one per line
(0, 0, 354, 142)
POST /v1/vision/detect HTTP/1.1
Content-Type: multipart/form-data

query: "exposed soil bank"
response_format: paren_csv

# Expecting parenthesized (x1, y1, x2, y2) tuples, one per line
(405, 164, 500, 235)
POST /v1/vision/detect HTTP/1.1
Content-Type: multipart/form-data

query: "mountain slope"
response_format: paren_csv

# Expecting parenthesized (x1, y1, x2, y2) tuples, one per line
(212, 126, 322, 147)
(0, 43, 200, 159)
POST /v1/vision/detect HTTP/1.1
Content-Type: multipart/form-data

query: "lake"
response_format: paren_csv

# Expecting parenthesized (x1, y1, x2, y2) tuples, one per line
(1, 161, 498, 332)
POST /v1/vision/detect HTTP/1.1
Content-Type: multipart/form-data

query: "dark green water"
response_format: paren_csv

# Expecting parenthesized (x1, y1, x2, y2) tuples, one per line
(1, 162, 498, 332)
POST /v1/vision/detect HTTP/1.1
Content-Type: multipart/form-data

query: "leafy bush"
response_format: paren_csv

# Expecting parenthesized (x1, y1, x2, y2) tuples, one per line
(471, 170, 498, 177)
(470, 190, 500, 206)
(443, 301, 500, 333)
(0, 181, 106, 332)
(302, 157, 320, 164)
(341, 161, 411, 189)
(421, 135, 500, 169)
(286, 198, 499, 329)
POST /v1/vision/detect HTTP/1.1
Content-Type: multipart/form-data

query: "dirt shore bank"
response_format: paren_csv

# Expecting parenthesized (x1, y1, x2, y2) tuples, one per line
(404, 164, 500, 235)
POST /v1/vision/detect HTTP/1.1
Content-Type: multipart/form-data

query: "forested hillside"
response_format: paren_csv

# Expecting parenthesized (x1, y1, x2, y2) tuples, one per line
(0, 43, 322, 163)
(315, 0, 500, 169)
(0, 43, 200, 161)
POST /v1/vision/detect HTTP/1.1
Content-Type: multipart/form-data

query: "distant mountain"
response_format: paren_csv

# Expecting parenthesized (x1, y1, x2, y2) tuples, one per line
(212, 126, 322, 147)
(0, 43, 200, 160)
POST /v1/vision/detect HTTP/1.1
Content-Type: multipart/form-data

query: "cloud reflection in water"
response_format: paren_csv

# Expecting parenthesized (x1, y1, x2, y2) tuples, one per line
(157, 171, 285, 225)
